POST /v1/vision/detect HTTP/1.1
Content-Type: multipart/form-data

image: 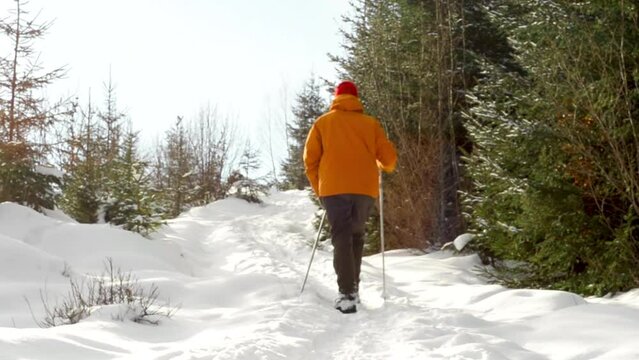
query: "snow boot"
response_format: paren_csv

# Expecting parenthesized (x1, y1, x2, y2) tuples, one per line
(353, 283, 360, 304)
(334, 293, 357, 314)
(352, 292, 360, 304)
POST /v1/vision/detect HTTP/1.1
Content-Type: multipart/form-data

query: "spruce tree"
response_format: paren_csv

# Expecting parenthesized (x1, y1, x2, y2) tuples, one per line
(463, 0, 639, 295)
(239, 140, 261, 179)
(229, 140, 265, 203)
(333, 0, 470, 248)
(0, 143, 60, 211)
(97, 75, 124, 163)
(104, 129, 163, 236)
(280, 77, 327, 190)
(59, 82, 165, 236)
(162, 116, 196, 217)
(59, 98, 102, 223)
(0, 0, 65, 211)
(59, 81, 129, 225)
(151, 107, 237, 217)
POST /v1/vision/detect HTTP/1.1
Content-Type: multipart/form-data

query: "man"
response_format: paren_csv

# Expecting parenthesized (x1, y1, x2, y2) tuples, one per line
(303, 80, 397, 314)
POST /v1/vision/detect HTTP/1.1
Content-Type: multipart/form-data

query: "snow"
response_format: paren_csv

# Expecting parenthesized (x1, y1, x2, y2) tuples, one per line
(35, 165, 64, 178)
(453, 233, 474, 251)
(1, 192, 639, 359)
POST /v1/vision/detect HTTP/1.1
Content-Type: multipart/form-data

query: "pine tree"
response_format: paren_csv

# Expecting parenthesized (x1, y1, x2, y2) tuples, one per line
(97, 74, 124, 163)
(463, 0, 639, 295)
(229, 140, 266, 204)
(0, 142, 60, 211)
(59, 98, 102, 223)
(333, 0, 469, 248)
(239, 140, 261, 179)
(162, 116, 196, 217)
(59, 80, 128, 225)
(151, 107, 238, 217)
(280, 77, 327, 190)
(59, 81, 163, 235)
(0, 0, 66, 211)
(104, 129, 164, 236)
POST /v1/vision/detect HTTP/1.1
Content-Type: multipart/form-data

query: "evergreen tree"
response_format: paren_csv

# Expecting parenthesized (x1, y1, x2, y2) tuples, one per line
(333, 0, 469, 248)
(0, 143, 60, 211)
(104, 129, 164, 236)
(239, 140, 261, 179)
(463, 0, 639, 295)
(229, 140, 266, 204)
(59, 82, 165, 236)
(151, 107, 237, 217)
(97, 75, 125, 163)
(281, 77, 327, 190)
(0, 0, 66, 211)
(58, 99, 102, 223)
(162, 116, 196, 217)
(59, 83, 126, 225)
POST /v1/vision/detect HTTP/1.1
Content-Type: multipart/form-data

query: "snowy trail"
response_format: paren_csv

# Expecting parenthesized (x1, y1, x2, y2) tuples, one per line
(2, 190, 639, 359)
(156, 191, 545, 359)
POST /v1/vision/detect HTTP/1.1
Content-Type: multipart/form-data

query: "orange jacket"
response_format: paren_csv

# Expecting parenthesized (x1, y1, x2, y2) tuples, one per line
(303, 94, 397, 198)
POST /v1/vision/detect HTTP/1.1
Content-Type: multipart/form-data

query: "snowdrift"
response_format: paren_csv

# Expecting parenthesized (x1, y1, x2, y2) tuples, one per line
(1, 192, 639, 359)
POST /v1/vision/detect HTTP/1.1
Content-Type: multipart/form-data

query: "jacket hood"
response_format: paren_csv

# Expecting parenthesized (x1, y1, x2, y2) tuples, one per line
(330, 94, 364, 113)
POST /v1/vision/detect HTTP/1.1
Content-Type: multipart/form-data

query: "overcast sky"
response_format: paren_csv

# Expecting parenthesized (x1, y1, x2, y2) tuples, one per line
(1, 0, 350, 172)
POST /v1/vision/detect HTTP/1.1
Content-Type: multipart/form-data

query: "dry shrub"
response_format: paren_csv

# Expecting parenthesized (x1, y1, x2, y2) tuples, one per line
(383, 133, 442, 249)
(30, 258, 177, 327)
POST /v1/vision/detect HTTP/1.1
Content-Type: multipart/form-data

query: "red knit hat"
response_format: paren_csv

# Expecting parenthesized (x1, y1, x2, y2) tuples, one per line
(335, 81, 358, 97)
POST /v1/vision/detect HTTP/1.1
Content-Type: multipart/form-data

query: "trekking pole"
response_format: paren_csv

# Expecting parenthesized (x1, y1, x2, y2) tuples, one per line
(379, 172, 387, 300)
(300, 210, 327, 294)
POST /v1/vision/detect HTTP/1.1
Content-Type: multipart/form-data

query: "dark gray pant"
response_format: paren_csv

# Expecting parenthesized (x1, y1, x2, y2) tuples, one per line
(321, 194, 375, 295)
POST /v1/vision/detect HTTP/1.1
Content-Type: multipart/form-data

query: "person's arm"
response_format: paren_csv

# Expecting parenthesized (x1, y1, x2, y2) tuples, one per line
(375, 121, 397, 173)
(303, 123, 322, 195)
